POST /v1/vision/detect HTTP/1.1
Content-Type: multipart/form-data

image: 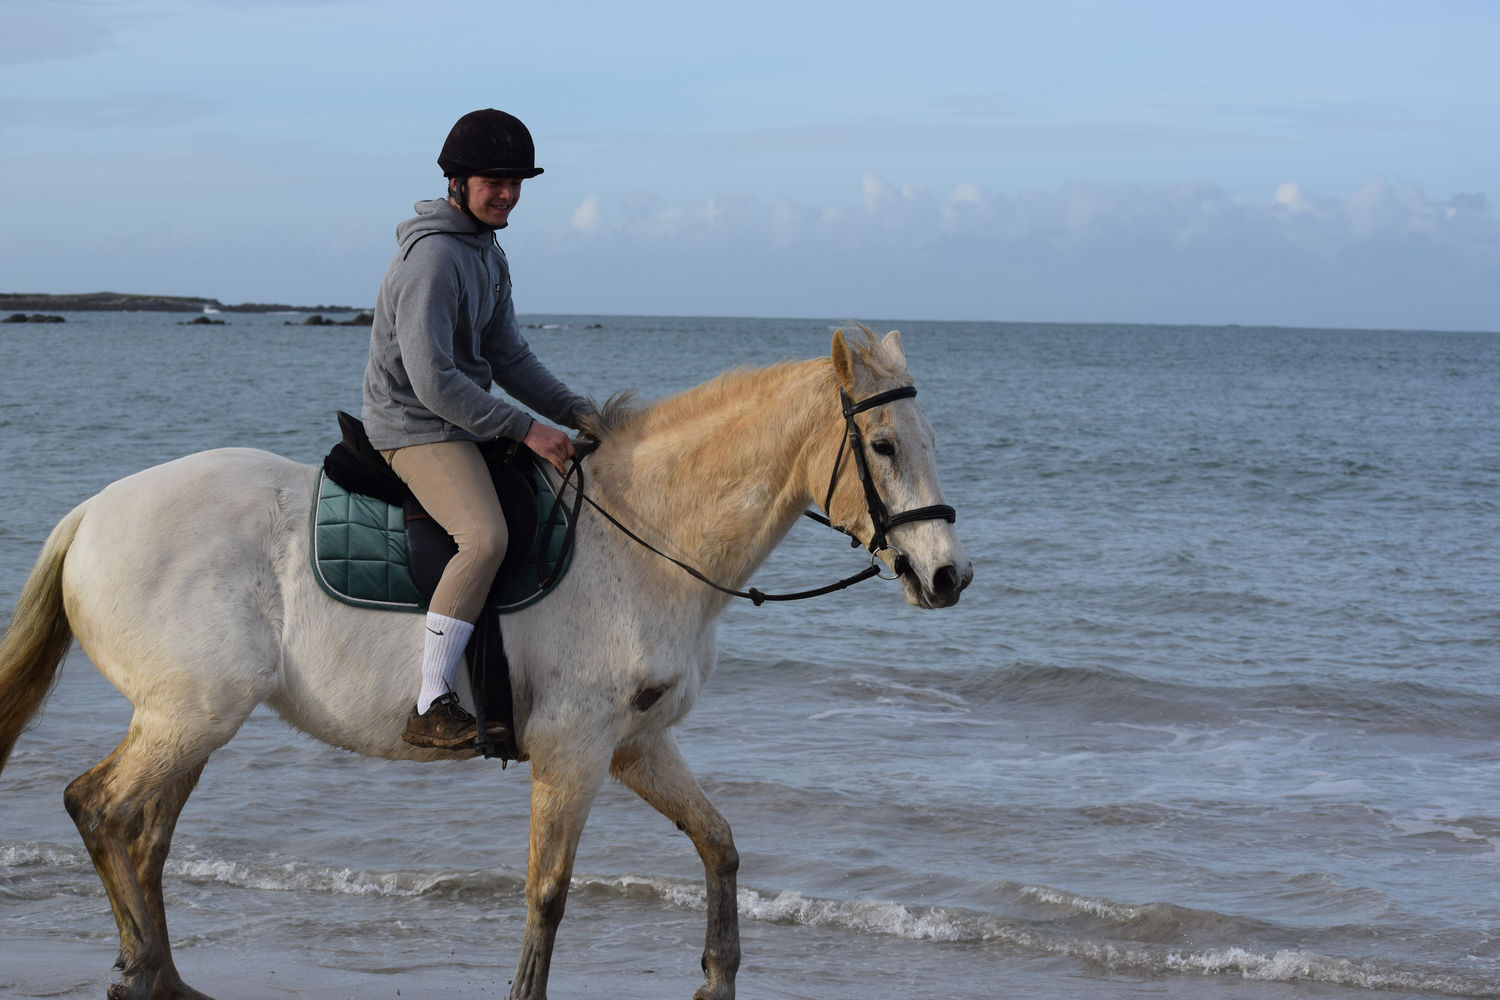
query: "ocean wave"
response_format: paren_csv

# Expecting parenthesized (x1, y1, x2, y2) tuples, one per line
(577, 871, 1500, 996)
(1159, 946, 1499, 995)
(168, 856, 447, 897)
(717, 654, 1500, 758)
(150, 851, 526, 902)
(903, 661, 1500, 734)
(0, 841, 90, 869)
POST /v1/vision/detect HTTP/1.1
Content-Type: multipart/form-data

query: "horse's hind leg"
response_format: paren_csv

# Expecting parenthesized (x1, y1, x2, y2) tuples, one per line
(612, 733, 739, 1000)
(65, 716, 231, 1000)
(131, 764, 212, 1000)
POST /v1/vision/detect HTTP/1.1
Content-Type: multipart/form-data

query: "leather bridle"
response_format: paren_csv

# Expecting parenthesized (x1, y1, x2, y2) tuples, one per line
(808, 385, 958, 577)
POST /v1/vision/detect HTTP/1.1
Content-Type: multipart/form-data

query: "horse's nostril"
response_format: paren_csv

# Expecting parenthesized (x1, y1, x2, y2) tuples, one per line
(933, 564, 960, 596)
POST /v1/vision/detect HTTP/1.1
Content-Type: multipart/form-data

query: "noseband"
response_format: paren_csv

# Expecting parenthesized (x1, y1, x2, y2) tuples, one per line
(810, 385, 958, 576)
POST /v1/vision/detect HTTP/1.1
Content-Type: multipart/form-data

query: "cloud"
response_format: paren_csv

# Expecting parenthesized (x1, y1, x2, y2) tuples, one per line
(570, 195, 602, 233)
(527, 174, 1499, 329)
(1274, 181, 1313, 214)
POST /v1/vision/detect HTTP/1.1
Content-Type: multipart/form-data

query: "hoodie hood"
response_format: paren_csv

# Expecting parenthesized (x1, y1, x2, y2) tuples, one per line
(396, 198, 491, 256)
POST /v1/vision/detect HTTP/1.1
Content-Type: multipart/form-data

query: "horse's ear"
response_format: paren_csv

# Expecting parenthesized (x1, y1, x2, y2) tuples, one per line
(831, 329, 856, 389)
(880, 329, 906, 366)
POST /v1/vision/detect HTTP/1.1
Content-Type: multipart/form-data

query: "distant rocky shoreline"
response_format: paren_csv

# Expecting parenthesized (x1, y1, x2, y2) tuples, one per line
(0, 292, 369, 314)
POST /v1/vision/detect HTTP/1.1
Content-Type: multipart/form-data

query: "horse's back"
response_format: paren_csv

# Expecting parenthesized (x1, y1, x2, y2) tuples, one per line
(72, 447, 314, 572)
(62, 448, 315, 716)
(92, 446, 313, 506)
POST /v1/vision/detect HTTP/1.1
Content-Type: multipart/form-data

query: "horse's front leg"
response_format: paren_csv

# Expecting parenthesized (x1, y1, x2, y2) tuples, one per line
(510, 749, 609, 1000)
(612, 732, 739, 1000)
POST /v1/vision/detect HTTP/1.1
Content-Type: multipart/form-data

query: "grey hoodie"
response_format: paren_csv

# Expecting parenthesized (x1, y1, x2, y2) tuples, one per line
(360, 199, 589, 451)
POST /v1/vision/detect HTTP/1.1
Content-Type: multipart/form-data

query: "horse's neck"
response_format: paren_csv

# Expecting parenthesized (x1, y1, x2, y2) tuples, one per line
(591, 360, 841, 600)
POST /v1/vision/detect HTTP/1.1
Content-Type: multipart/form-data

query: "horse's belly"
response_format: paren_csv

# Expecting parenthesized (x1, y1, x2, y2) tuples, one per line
(269, 586, 437, 759)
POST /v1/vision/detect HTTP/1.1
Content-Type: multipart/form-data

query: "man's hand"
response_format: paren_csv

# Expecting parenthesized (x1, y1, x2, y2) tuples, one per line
(522, 420, 575, 473)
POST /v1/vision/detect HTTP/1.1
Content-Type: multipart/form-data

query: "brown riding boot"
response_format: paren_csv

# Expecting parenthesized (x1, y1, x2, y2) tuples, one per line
(402, 693, 507, 751)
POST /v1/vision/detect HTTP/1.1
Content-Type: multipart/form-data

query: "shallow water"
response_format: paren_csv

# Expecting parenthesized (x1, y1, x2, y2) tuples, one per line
(3, 313, 1500, 998)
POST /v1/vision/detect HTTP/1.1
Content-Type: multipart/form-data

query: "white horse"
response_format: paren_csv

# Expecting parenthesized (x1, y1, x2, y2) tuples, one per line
(0, 326, 970, 1000)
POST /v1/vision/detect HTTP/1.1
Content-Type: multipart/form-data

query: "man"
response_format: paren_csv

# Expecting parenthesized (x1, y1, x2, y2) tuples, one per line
(361, 109, 592, 750)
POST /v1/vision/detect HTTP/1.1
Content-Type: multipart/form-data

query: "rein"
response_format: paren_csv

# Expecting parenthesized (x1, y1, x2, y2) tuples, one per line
(552, 385, 957, 607)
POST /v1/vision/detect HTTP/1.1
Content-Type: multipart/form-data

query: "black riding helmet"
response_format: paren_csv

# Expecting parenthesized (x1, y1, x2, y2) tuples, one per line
(438, 109, 544, 179)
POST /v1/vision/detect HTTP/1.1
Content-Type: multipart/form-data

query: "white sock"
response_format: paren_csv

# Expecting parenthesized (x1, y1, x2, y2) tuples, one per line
(416, 613, 475, 713)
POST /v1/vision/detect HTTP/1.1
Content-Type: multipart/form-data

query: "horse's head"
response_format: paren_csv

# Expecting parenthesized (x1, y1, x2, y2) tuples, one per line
(824, 325, 973, 609)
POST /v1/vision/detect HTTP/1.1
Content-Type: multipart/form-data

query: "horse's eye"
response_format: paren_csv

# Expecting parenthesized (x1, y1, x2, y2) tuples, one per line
(871, 439, 896, 458)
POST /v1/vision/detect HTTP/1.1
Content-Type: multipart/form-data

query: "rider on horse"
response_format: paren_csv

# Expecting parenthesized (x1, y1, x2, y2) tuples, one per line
(361, 109, 593, 750)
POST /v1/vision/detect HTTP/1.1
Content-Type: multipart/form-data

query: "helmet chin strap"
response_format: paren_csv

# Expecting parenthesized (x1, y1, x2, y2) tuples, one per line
(448, 177, 507, 231)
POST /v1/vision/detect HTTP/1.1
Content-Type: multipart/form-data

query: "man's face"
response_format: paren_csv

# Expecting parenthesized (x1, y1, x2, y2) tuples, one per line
(456, 176, 523, 228)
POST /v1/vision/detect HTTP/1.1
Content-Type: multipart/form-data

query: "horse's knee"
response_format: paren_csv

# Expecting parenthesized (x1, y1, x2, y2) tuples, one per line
(712, 843, 739, 880)
(693, 820, 738, 877)
(529, 876, 569, 926)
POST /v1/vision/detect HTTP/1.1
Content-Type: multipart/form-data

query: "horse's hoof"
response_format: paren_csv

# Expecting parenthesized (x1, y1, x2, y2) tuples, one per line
(151, 971, 216, 1000)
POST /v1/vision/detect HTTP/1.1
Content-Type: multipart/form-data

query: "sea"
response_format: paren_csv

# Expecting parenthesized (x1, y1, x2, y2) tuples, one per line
(2, 311, 1499, 999)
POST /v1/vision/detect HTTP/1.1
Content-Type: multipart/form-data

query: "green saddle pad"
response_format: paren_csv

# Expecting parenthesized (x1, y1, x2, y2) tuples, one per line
(310, 459, 573, 614)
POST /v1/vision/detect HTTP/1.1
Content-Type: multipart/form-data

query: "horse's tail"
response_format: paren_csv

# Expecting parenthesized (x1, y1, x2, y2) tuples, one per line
(0, 503, 86, 773)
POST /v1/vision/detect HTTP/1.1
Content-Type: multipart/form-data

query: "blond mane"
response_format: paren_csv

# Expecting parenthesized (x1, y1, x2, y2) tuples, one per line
(577, 323, 906, 445)
(579, 360, 829, 444)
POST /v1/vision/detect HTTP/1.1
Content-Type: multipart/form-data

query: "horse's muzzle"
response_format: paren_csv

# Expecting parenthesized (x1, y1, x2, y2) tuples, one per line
(906, 557, 972, 609)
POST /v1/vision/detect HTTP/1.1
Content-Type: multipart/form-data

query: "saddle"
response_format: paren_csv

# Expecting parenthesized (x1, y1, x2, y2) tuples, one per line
(314, 412, 576, 761)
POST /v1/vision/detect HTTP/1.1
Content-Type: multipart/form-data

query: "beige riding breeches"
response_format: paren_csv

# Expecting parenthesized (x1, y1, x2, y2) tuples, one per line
(381, 440, 508, 623)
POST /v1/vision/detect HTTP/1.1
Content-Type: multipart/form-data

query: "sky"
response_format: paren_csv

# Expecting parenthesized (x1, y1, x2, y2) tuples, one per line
(2, 0, 1497, 330)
